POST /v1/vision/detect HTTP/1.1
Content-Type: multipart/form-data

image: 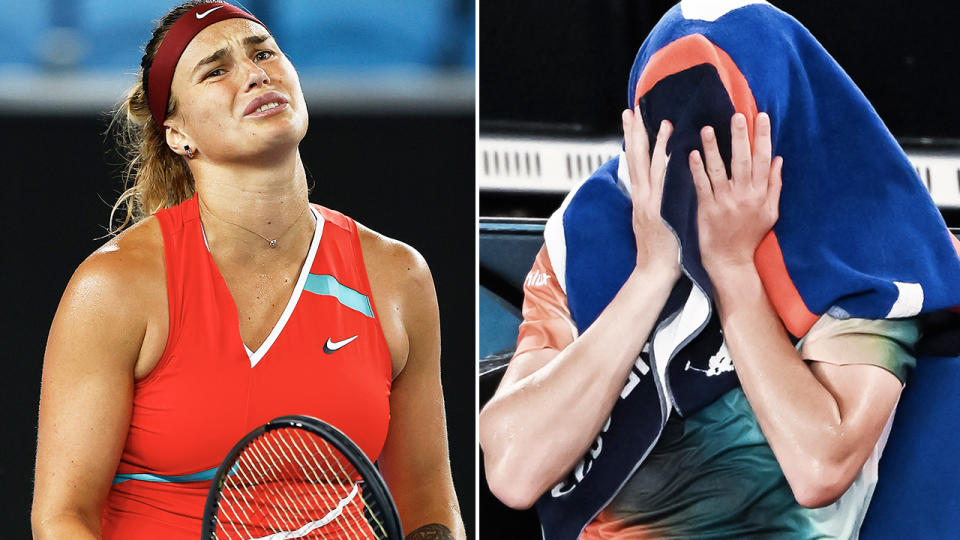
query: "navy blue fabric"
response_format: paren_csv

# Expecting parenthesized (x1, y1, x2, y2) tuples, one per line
(639, 63, 736, 301)
(860, 355, 960, 538)
(665, 311, 737, 415)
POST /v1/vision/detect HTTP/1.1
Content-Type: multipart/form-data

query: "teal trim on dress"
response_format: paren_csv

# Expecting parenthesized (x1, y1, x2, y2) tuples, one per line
(112, 465, 219, 485)
(303, 274, 374, 318)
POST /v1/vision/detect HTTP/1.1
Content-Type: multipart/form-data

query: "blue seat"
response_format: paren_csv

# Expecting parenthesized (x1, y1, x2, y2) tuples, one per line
(860, 352, 960, 539)
(862, 232, 960, 537)
(480, 285, 520, 359)
(479, 218, 546, 539)
(4, 1, 472, 73)
(479, 219, 544, 359)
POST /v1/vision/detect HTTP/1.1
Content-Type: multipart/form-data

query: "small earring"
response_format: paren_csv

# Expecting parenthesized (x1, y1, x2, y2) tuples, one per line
(184, 145, 195, 159)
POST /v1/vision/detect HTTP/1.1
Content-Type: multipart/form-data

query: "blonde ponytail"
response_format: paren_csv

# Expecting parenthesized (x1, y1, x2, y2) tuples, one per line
(109, 0, 222, 232)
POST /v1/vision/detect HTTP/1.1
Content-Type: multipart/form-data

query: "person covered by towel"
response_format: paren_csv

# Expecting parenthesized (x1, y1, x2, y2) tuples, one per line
(479, 1, 960, 539)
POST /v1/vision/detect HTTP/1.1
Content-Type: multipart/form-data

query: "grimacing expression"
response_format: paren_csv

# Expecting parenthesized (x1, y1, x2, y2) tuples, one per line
(164, 18, 309, 163)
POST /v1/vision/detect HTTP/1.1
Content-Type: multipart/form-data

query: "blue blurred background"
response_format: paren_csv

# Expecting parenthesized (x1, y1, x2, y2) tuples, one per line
(0, 0, 474, 112)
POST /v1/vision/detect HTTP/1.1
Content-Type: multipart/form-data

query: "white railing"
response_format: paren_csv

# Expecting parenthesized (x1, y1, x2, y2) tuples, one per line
(479, 136, 960, 210)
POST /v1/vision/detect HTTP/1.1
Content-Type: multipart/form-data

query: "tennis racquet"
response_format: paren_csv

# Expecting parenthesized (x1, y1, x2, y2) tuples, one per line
(201, 415, 403, 540)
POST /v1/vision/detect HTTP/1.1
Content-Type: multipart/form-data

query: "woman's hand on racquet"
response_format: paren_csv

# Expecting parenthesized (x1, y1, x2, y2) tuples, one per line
(621, 107, 679, 277)
(689, 112, 783, 278)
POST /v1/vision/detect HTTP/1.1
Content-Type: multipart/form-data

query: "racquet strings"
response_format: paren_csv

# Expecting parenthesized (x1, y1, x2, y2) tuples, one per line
(212, 426, 391, 539)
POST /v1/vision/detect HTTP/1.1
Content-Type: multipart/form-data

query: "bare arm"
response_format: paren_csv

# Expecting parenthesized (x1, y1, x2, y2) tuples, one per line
(713, 267, 902, 507)
(32, 220, 165, 539)
(690, 112, 904, 507)
(32, 246, 158, 538)
(480, 267, 678, 509)
(479, 111, 679, 509)
(371, 240, 464, 539)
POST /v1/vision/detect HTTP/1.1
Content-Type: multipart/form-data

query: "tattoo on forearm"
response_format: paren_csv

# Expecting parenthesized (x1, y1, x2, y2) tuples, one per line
(405, 523, 455, 540)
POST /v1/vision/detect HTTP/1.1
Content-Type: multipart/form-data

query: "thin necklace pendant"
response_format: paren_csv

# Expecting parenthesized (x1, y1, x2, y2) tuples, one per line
(196, 193, 309, 250)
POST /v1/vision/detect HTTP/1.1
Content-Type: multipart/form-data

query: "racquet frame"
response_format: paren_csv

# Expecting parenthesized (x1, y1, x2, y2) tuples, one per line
(201, 415, 403, 540)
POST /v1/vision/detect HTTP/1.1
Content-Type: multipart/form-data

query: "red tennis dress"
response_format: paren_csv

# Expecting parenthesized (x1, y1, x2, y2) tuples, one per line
(101, 195, 392, 538)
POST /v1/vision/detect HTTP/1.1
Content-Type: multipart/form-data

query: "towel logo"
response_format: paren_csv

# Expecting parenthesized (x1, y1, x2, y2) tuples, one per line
(685, 341, 734, 377)
(551, 345, 651, 498)
(196, 6, 225, 19)
(323, 335, 358, 354)
(551, 416, 610, 498)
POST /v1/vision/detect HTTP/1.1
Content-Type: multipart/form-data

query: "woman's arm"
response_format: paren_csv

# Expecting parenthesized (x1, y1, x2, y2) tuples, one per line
(362, 232, 464, 539)
(32, 227, 164, 539)
(690, 112, 904, 507)
(479, 111, 679, 509)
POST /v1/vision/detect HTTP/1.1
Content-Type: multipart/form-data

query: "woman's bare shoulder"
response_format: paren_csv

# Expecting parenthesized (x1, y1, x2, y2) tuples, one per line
(81, 217, 163, 277)
(355, 221, 433, 297)
(66, 217, 166, 311)
(350, 221, 430, 378)
(48, 216, 168, 378)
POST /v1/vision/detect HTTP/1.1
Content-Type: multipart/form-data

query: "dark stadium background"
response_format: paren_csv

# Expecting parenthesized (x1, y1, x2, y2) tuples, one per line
(481, 0, 960, 225)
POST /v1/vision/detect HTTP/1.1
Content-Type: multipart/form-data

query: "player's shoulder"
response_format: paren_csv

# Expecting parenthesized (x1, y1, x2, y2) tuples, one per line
(312, 204, 430, 279)
(356, 221, 433, 291)
(68, 216, 165, 303)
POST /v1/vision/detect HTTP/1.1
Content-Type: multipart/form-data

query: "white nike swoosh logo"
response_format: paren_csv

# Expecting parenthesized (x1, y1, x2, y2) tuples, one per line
(323, 335, 358, 353)
(196, 6, 225, 19)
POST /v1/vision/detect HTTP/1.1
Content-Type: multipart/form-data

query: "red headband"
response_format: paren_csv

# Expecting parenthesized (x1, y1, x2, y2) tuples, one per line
(147, 3, 265, 126)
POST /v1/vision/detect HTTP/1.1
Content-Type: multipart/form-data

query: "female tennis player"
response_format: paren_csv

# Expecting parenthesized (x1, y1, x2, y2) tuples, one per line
(31, 2, 463, 539)
(479, 2, 960, 538)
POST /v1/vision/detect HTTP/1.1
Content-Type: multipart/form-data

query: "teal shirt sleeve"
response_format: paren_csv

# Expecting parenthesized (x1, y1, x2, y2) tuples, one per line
(798, 315, 920, 384)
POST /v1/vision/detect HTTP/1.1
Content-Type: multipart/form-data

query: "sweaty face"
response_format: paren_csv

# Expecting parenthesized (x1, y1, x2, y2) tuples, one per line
(165, 19, 308, 163)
